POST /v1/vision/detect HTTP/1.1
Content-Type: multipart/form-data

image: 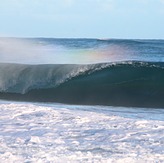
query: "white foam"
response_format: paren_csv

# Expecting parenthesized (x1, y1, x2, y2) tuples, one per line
(0, 100, 164, 162)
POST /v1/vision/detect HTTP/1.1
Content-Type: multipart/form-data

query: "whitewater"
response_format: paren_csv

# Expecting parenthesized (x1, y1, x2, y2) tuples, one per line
(0, 38, 164, 162)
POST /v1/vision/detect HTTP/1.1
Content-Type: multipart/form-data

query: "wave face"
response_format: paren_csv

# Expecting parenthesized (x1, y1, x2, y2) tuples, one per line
(0, 61, 164, 108)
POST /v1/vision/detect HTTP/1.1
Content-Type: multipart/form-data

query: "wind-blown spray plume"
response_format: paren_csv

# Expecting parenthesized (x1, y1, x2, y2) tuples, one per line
(0, 38, 130, 64)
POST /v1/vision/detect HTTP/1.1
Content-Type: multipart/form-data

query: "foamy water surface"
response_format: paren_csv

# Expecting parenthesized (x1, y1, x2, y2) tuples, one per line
(0, 101, 164, 162)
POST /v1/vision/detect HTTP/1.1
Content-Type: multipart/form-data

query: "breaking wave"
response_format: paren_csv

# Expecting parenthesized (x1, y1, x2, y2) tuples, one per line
(0, 61, 164, 108)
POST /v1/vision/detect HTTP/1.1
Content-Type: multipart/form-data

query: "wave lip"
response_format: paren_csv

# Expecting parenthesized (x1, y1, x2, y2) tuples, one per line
(0, 61, 164, 108)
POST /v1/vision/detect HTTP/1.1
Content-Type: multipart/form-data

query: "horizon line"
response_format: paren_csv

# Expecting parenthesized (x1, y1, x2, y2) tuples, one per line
(0, 36, 164, 40)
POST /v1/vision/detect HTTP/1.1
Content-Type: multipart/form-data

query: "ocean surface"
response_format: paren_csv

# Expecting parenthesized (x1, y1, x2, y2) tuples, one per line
(0, 38, 164, 162)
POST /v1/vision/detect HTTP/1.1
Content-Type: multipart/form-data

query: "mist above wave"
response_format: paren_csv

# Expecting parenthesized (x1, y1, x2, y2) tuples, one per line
(0, 38, 134, 64)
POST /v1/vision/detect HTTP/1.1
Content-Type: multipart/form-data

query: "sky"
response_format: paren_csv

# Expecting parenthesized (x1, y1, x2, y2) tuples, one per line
(0, 0, 164, 39)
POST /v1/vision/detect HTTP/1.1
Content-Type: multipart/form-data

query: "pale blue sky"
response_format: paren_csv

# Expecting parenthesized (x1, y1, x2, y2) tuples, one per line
(0, 0, 164, 39)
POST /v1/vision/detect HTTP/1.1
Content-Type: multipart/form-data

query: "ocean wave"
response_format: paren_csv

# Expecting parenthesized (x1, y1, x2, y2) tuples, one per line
(0, 61, 164, 108)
